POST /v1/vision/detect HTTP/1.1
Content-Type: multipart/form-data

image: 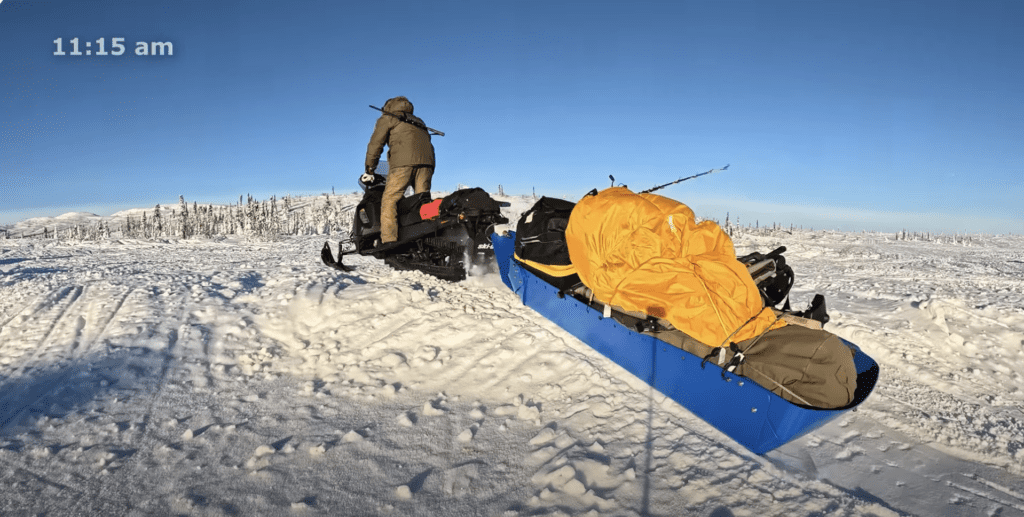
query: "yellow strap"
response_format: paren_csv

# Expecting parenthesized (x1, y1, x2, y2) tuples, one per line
(513, 253, 578, 277)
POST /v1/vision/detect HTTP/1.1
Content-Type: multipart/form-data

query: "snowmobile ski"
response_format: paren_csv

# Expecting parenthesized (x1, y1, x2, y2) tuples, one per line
(320, 241, 355, 272)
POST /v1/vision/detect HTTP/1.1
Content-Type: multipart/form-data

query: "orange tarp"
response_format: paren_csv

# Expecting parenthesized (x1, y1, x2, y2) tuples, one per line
(565, 187, 785, 346)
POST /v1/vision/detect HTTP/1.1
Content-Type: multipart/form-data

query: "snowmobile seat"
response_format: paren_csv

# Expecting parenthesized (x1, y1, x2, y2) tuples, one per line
(398, 192, 432, 226)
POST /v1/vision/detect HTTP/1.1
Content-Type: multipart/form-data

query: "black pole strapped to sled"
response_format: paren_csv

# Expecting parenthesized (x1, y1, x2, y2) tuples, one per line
(369, 105, 445, 136)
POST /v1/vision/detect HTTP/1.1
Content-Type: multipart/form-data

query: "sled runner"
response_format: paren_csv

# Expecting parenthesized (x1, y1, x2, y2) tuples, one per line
(492, 231, 879, 454)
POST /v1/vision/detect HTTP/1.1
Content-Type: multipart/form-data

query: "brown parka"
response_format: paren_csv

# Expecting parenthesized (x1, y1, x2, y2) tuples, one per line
(365, 96, 435, 171)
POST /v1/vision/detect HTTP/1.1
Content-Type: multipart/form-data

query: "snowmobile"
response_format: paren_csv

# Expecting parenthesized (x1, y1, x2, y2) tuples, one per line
(320, 172, 509, 281)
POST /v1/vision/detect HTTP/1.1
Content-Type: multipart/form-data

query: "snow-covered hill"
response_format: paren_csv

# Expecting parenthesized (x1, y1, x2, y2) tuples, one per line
(1, 194, 1023, 516)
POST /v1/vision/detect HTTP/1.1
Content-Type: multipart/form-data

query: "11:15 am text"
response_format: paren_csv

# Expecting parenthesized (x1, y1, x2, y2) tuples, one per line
(53, 37, 174, 56)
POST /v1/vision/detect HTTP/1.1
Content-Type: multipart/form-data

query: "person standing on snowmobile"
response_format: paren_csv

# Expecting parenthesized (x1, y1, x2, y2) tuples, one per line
(364, 96, 436, 247)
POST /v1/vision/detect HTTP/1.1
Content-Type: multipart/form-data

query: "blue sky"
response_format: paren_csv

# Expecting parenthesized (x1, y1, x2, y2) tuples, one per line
(1, 0, 1022, 234)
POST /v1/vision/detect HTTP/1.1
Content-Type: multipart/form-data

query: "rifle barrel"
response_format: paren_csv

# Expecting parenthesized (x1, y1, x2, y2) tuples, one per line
(369, 105, 445, 136)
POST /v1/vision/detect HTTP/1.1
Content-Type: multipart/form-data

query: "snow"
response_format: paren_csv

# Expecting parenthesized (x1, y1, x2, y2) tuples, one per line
(1, 194, 1023, 516)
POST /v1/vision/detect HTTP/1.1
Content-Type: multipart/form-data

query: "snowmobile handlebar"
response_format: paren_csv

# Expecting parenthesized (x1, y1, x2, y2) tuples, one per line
(370, 105, 445, 136)
(358, 173, 387, 192)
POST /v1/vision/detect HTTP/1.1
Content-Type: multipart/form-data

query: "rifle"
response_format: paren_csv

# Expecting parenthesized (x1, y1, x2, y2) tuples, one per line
(640, 164, 729, 194)
(369, 105, 445, 136)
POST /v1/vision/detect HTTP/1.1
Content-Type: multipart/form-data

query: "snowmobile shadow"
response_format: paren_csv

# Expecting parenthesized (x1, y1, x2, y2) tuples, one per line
(0, 347, 167, 444)
(0, 257, 30, 266)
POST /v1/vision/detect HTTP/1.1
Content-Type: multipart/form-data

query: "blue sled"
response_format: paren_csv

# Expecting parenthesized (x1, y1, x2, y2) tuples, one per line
(492, 232, 879, 454)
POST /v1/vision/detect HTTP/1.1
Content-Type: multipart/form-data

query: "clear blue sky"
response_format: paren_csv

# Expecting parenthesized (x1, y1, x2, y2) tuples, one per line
(2, 0, 1022, 234)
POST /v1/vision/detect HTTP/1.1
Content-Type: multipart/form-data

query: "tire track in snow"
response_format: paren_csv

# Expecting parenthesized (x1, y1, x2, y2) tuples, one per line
(0, 289, 48, 331)
(948, 474, 1024, 514)
(88, 286, 136, 350)
(0, 285, 88, 432)
(1, 286, 81, 364)
(0, 284, 151, 515)
(151, 290, 192, 384)
(32, 285, 85, 358)
(2, 277, 150, 507)
(117, 288, 194, 479)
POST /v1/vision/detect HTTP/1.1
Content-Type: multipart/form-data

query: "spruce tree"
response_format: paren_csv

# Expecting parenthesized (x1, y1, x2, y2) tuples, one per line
(154, 205, 163, 236)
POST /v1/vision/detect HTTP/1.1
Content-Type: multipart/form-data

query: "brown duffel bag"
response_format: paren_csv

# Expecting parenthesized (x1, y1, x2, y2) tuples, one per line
(573, 286, 859, 409)
(646, 324, 857, 409)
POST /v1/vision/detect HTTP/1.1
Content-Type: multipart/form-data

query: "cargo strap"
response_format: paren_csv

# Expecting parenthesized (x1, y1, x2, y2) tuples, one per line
(743, 365, 814, 407)
(697, 307, 768, 373)
(701, 342, 746, 379)
(701, 308, 780, 381)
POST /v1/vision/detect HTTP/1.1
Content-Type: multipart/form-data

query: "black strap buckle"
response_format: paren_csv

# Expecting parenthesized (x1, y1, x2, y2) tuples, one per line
(701, 342, 746, 380)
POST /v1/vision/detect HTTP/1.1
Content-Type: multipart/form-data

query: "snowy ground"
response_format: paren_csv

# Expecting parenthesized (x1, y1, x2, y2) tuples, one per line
(1, 195, 1023, 516)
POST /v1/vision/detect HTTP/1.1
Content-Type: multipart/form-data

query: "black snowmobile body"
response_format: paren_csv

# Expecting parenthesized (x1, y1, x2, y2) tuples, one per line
(321, 174, 509, 281)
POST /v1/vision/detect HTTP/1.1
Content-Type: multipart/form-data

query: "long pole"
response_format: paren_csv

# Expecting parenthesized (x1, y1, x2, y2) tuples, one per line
(640, 164, 729, 194)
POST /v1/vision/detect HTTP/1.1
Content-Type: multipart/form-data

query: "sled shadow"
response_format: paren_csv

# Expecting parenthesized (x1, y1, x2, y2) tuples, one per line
(0, 348, 161, 445)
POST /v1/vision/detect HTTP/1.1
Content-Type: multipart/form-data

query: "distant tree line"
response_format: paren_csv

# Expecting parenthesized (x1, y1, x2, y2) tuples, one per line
(893, 229, 976, 246)
(718, 213, 980, 246)
(0, 193, 998, 247)
(1, 193, 356, 242)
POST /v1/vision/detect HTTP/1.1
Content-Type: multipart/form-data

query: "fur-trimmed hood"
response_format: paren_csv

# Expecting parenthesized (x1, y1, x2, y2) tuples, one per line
(383, 96, 414, 114)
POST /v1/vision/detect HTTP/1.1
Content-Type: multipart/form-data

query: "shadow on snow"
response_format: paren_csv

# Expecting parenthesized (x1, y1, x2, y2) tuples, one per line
(0, 346, 168, 446)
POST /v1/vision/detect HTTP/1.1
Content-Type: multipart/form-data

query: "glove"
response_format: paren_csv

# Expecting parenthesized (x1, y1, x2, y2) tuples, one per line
(360, 172, 376, 185)
(365, 164, 376, 175)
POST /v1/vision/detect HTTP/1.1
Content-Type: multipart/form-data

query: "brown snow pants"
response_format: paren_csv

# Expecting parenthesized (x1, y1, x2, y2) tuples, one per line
(380, 165, 434, 243)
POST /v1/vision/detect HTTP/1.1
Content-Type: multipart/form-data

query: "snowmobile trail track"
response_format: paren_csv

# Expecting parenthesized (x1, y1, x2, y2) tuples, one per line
(90, 286, 136, 349)
(3, 285, 86, 378)
(0, 285, 144, 436)
(131, 291, 194, 443)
